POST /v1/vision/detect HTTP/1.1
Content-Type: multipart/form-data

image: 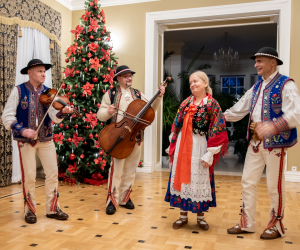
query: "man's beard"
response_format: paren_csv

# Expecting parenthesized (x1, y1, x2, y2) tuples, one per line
(125, 82, 131, 88)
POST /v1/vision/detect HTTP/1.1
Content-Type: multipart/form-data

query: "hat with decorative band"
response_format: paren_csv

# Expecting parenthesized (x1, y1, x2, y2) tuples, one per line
(250, 47, 283, 65)
(21, 59, 52, 75)
(113, 65, 136, 81)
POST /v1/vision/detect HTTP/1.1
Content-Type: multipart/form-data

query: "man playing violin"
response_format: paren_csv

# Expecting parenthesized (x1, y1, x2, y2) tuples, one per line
(97, 65, 165, 215)
(2, 59, 73, 224)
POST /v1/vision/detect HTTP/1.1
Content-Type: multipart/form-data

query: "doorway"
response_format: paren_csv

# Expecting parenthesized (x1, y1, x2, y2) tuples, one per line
(162, 23, 278, 174)
(141, 0, 292, 174)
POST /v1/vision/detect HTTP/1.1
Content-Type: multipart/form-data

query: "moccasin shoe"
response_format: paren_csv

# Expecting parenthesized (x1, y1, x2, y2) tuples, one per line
(260, 227, 281, 240)
(227, 224, 248, 234)
(197, 218, 209, 230)
(119, 198, 134, 209)
(106, 201, 116, 215)
(172, 218, 188, 229)
(25, 210, 37, 224)
(46, 207, 69, 220)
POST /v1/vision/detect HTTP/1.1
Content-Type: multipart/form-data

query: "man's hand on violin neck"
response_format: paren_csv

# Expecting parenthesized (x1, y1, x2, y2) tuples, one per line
(21, 129, 36, 139)
(62, 106, 73, 114)
(108, 104, 115, 115)
(158, 86, 165, 97)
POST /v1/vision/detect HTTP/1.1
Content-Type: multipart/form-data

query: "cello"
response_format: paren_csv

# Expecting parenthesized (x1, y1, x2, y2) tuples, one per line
(99, 77, 171, 159)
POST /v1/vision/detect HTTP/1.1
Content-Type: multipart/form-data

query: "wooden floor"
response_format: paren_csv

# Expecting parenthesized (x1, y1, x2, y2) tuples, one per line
(0, 172, 300, 250)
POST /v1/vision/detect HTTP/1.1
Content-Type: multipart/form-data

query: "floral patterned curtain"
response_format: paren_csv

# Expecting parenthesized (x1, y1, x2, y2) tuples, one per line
(51, 41, 62, 90)
(0, 23, 18, 187)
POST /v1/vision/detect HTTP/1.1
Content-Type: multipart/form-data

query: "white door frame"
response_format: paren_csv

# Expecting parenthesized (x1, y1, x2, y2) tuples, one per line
(139, 0, 292, 174)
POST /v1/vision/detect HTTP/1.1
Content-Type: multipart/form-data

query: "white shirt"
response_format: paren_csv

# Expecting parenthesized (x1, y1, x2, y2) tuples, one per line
(224, 70, 300, 128)
(2, 86, 64, 131)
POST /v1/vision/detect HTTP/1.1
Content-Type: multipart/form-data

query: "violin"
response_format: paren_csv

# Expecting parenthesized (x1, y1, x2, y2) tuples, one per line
(39, 88, 83, 118)
(99, 77, 171, 159)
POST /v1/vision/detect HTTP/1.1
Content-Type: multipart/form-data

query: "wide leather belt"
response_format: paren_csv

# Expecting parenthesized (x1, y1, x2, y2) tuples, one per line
(250, 122, 263, 142)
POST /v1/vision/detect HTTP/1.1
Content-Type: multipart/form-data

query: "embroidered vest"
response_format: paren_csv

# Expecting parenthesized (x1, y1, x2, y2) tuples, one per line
(12, 82, 53, 142)
(108, 85, 143, 143)
(247, 73, 297, 148)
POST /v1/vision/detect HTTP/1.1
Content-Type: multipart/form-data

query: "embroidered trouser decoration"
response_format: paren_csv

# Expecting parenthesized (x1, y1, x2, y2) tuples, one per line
(239, 202, 248, 228)
(252, 141, 261, 153)
(107, 158, 118, 209)
(50, 188, 59, 213)
(122, 185, 132, 203)
(264, 148, 286, 236)
(25, 192, 36, 214)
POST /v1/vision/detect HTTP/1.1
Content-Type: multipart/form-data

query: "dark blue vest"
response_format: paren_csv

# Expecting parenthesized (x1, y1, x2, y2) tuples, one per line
(247, 73, 297, 149)
(12, 82, 53, 142)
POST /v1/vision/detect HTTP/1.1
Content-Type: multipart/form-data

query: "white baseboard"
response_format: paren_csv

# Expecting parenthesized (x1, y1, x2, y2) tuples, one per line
(136, 166, 151, 173)
(285, 171, 300, 182)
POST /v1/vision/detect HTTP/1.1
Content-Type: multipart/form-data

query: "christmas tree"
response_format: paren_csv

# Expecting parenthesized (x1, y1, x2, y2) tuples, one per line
(53, 0, 118, 185)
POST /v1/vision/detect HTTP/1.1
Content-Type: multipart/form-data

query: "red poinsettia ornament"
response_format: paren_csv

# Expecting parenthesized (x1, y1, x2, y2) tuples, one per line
(53, 132, 64, 145)
(71, 132, 83, 146)
(81, 82, 94, 96)
(84, 113, 98, 128)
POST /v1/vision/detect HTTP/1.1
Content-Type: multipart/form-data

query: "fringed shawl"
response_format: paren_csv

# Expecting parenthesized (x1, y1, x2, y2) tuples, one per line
(169, 94, 228, 171)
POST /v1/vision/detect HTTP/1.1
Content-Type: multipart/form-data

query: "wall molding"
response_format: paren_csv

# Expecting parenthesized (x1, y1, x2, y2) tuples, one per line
(285, 171, 300, 182)
(56, 0, 160, 10)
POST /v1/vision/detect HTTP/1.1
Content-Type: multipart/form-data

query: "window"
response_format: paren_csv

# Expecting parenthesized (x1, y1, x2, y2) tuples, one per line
(221, 75, 245, 96)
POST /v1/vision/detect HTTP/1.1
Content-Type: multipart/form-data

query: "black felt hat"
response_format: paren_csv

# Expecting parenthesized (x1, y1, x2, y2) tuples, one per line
(250, 47, 283, 65)
(21, 59, 52, 75)
(113, 65, 135, 81)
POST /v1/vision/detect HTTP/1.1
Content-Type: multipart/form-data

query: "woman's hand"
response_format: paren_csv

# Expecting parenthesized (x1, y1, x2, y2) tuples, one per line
(202, 160, 210, 168)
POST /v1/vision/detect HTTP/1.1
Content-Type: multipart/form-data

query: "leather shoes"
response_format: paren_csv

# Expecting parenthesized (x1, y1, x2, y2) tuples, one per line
(119, 198, 134, 209)
(106, 201, 116, 215)
(227, 224, 247, 234)
(46, 207, 68, 220)
(260, 227, 281, 239)
(25, 210, 37, 224)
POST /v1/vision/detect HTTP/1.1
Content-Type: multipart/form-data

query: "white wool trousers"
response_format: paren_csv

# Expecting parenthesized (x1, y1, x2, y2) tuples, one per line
(106, 143, 141, 208)
(240, 141, 286, 237)
(18, 140, 59, 215)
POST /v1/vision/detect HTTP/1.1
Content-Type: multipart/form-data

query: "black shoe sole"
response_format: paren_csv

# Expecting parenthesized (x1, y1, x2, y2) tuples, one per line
(25, 220, 37, 224)
(46, 215, 69, 220)
(106, 210, 116, 215)
(119, 205, 134, 209)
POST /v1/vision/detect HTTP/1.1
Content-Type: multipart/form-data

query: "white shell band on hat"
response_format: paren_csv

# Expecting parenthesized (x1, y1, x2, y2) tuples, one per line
(255, 53, 279, 60)
(114, 68, 133, 77)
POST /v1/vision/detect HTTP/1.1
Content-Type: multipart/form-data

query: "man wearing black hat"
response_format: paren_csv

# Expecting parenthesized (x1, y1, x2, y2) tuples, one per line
(2, 59, 73, 224)
(224, 47, 300, 239)
(97, 65, 165, 215)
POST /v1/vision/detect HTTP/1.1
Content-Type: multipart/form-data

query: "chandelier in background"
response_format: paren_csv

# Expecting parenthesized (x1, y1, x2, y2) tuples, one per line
(213, 32, 239, 68)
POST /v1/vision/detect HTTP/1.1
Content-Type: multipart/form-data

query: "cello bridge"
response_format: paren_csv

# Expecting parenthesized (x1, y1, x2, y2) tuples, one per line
(125, 126, 132, 132)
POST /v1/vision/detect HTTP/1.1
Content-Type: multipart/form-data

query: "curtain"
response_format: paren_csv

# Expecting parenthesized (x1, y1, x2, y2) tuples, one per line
(0, 23, 18, 187)
(12, 27, 53, 183)
(50, 41, 62, 90)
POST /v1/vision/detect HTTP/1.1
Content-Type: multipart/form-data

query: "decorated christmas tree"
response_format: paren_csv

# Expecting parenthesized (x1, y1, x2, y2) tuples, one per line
(53, 0, 118, 185)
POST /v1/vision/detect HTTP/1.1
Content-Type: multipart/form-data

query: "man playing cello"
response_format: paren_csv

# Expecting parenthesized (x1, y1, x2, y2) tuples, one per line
(97, 65, 165, 215)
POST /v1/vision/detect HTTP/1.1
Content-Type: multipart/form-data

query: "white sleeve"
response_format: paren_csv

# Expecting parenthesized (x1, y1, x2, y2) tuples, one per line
(201, 146, 222, 166)
(224, 87, 253, 122)
(48, 106, 65, 124)
(1, 87, 19, 130)
(97, 91, 113, 122)
(141, 92, 162, 112)
(281, 80, 300, 129)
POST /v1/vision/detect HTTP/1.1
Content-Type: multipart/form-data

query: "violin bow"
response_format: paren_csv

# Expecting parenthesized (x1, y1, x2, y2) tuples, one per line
(33, 85, 62, 140)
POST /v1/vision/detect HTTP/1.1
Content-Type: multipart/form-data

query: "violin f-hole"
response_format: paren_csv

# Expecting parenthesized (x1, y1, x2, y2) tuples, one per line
(130, 128, 136, 141)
